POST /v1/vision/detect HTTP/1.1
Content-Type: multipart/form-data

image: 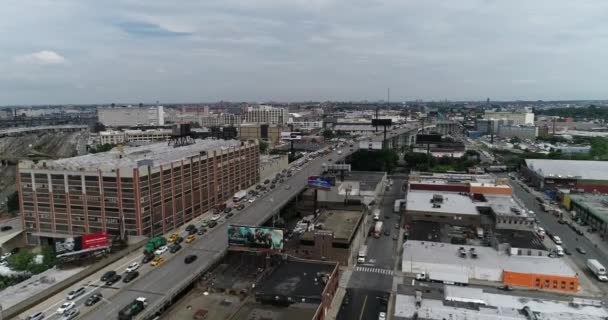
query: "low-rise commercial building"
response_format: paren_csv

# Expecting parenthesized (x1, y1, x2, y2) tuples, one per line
(522, 159, 608, 194)
(402, 240, 578, 292)
(314, 171, 387, 206)
(405, 191, 481, 227)
(394, 284, 606, 320)
(566, 193, 608, 236)
(239, 123, 284, 145)
(18, 139, 259, 244)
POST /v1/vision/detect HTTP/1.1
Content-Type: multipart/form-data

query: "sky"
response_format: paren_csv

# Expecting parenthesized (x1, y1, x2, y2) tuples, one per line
(1, 0, 608, 105)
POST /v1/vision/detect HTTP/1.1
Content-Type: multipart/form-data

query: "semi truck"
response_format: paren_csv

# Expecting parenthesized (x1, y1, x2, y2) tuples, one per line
(374, 221, 383, 238)
(118, 297, 147, 320)
(357, 245, 368, 264)
(233, 190, 247, 202)
(415, 271, 469, 285)
(587, 259, 608, 282)
(143, 237, 167, 257)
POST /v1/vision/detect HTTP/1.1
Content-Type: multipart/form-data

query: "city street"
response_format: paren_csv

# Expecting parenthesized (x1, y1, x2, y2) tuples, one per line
(336, 288, 387, 320)
(508, 177, 608, 295)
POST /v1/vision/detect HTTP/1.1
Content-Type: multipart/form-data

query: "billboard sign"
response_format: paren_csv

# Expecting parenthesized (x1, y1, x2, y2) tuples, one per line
(372, 119, 392, 126)
(227, 225, 284, 252)
(281, 132, 302, 140)
(54, 232, 109, 255)
(308, 176, 334, 190)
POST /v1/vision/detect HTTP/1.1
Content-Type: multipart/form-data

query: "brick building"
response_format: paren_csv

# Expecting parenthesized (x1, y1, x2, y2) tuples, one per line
(18, 139, 259, 245)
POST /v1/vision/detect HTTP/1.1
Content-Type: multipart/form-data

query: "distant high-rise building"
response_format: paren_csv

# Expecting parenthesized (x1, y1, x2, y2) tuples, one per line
(243, 105, 288, 125)
(97, 105, 165, 127)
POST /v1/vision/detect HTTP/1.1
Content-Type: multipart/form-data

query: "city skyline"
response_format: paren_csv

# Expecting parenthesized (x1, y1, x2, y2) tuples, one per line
(2, 0, 608, 104)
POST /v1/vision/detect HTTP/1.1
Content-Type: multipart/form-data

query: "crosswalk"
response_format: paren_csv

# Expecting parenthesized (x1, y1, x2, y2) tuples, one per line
(355, 266, 394, 275)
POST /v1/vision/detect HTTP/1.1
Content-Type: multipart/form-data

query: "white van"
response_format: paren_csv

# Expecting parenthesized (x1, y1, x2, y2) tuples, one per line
(553, 235, 562, 245)
(555, 245, 564, 257)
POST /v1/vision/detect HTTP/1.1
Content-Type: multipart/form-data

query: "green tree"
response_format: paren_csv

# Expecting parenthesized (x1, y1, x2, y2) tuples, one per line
(590, 137, 608, 160)
(7, 250, 34, 272)
(258, 140, 269, 154)
(322, 129, 335, 140)
(509, 137, 521, 144)
(6, 191, 19, 212)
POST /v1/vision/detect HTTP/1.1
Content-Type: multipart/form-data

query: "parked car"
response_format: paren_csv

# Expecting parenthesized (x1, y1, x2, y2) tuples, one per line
(123, 271, 139, 283)
(105, 274, 122, 286)
(84, 293, 103, 306)
(56, 302, 75, 315)
(184, 255, 198, 264)
(126, 262, 140, 273)
(66, 287, 86, 300)
(498, 285, 512, 291)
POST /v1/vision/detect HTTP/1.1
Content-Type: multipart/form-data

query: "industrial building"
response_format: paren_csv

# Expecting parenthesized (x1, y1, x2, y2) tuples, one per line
(408, 172, 512, 195)
(394, 284, 606, 320)
(565, 193, 608, 236)
(522, 159, 608, 194)
(97, 129, 173, 145)
(18, 139, 259, 244)
(239, 123, 284, 145)
(243, 105, 288, 125)
(402, 240, 578, 292)
(293, 209, 365, 265)
(496, 125, 539, 140)
(97, 105, 165, 127)
(405, 191, 481, 227)
(483, 110, 534, 125)
(312, 171, 387, 206)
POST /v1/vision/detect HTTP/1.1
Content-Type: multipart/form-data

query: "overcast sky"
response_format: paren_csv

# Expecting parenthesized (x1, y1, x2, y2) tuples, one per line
(2, 0, 608, 105)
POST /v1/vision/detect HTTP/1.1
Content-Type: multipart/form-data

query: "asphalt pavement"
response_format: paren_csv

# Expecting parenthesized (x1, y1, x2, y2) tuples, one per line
(508, 176, 608, 294)
(336, 288, 387, 320)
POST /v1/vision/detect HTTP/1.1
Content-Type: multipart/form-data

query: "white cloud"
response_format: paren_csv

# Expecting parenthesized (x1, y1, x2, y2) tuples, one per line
(14, 50, 67, 65)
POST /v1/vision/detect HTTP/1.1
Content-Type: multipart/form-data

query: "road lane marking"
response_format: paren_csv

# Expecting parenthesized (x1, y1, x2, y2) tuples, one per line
(358, 295, 368, 320)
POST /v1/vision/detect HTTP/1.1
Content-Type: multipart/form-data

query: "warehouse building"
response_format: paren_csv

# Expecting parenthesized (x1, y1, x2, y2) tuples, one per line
(566, 193, 608, 236)
(394, 284, 606, 320)
(97, 105, 165, 127)
(18, 139, 259, 244)
(402, 240, 578, 292)
(405, 191, 481, 227)
(522, 159, 608, 195)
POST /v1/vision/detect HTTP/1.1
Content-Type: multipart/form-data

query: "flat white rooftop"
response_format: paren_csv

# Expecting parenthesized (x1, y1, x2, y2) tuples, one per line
(402, 241, 576, 279)
(406, 191, 479, 216)
(395, 286, 607, 320)
(525, 159, 608, 181)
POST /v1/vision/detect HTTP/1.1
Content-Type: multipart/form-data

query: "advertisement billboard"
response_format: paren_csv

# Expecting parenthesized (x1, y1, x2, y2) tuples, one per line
(281, 132, 302, 140)
(308, 176, 334, 190)
(82, 232, 109, 249)
(227, 225, 284, 252)
(54, 232, 109, 255)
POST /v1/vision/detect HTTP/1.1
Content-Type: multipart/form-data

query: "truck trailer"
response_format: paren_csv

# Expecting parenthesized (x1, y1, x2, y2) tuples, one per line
(118, 297, 148, 320)
(587, 259, 608, 282)
(374, 221, 383, 238)
(143, 237, 167, 257)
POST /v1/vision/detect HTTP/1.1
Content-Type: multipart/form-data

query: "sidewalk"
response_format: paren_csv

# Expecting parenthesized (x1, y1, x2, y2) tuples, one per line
(325, 267, 353, 320)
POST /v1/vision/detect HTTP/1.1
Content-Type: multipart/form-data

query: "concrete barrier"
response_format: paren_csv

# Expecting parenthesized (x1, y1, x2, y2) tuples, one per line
(4, 238, 147, 319)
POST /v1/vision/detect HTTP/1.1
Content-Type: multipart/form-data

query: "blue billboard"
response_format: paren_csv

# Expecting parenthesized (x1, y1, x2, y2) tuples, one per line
(308, 176, 333, 190)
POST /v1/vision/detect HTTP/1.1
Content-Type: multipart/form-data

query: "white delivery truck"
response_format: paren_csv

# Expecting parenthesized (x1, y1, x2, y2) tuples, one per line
(373, 209, 381, 221)
(357, 245, 368, 264)
(233, 190, 247, 202)
(587, 259, 608, 282)
(394, 200, 403, 213)
(374, 221, 383, 238)
(415, 271, 469, 285)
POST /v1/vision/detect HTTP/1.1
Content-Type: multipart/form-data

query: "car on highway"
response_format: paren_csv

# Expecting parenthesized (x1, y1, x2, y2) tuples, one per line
(26, 312, 45, 320)
(208, 221, 218, 228)
(56, 302, 75, 315)
(184, 255, 198, 264)
(126, 262, 140, 273)
(248, 198, 255, 203)
(210, 214, 221, 221)
(66, 287, 86, 300)
(188, 227, 198, 235)
(576, 247, 587, 254)
(0, 225, 13, 232)
(142, 254, 155, 264)
(84, 293, 103, 306)
(174, 236, 184, 244)
(185, 224, 196, 232)
(168, 233, 180, 243)
(151, 256, 165, 267)
(224, 207, 232, 213)
(105, 274, 122, 286)
(169, 243, 182, 253)
(154, 245, 168, 255)
(123, 271, 139, 283)
(197, 228, 207, 235)
(226, 212, 234, 218)
(201, 220, 209, 227)
(62, 308, 79, 320)
(552, 236, 562, 245)
(185, 235, 196, 243)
